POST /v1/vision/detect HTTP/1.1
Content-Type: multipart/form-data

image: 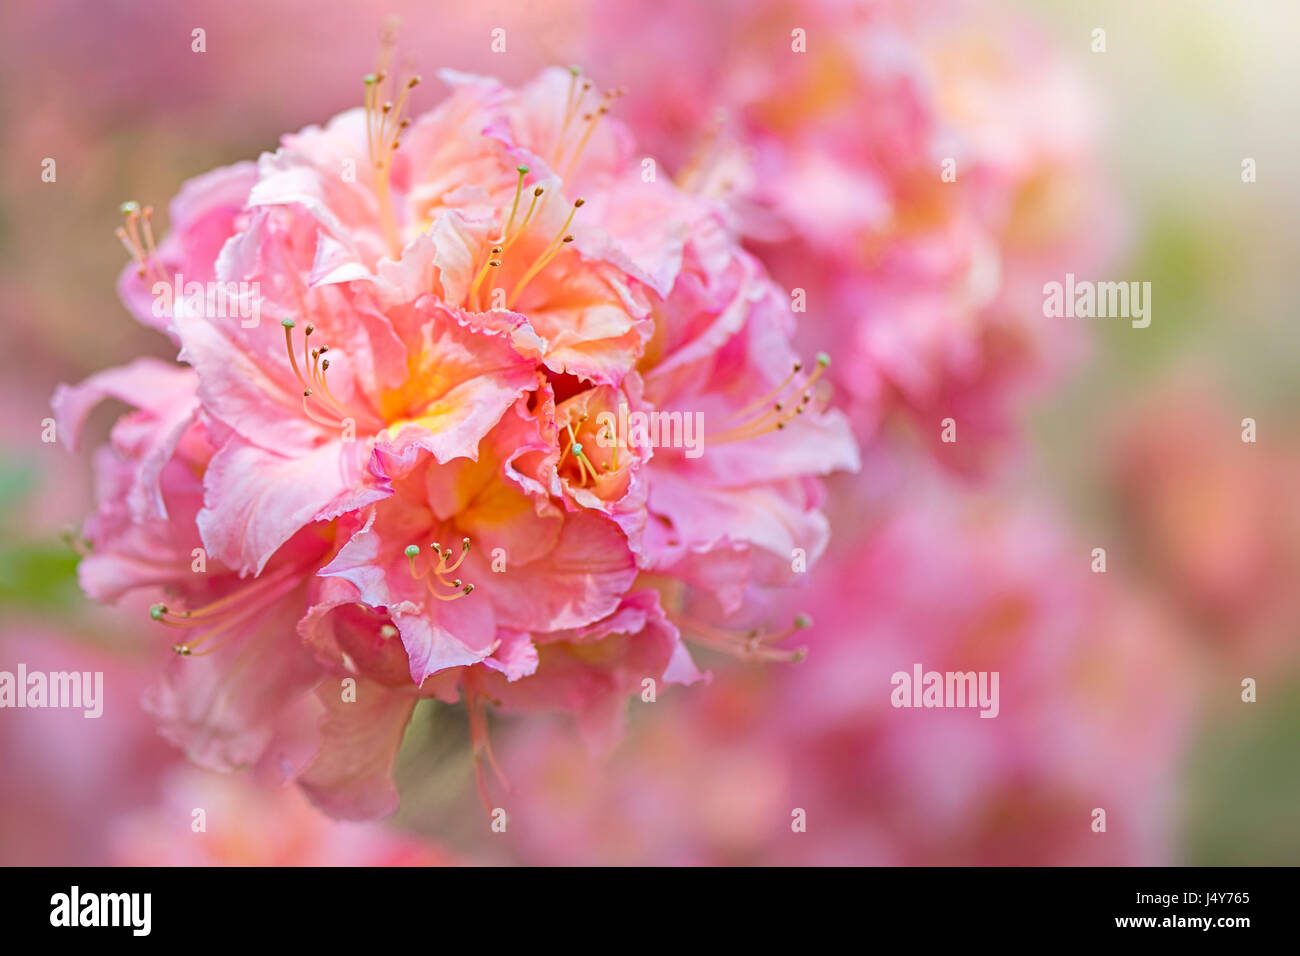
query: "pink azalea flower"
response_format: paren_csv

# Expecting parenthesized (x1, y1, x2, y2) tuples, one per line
(55, 62, 857, 817)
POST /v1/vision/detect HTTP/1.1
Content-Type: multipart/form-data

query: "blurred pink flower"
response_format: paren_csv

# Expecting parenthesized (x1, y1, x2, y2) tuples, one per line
(54, 65, 856, 818)
(0, 623, 452, 865)
(109, 767, 455, 866)
(578, 0, 1116, 470)
(489, 477, 1192, 864)
(1109, 380, 1300, 666)
(0, 625, 175, 865)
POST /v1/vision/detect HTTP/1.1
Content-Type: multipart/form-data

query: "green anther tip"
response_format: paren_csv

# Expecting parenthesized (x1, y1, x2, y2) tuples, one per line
(517, 165, 530, 174)
(404, 545, 420, 558)
(572, 442, 583, 453)
(119, 201, 140, 215)
(816, 352, 830, 367)
(794, 613, 813, 629)
(150, 603, 167, 620)
(281, 317, 295, 328)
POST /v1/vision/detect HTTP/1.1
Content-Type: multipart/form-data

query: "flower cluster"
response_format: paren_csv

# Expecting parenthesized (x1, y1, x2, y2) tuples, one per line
(55, 64, 857, 817)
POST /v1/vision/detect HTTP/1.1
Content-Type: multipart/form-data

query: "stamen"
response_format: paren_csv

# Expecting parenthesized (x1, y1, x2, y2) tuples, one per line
(469, 245, 504, 311)
(606, 423, 620, 471)
(676, 110, 727, 192)
(141, 205, 161, 268)
(498, 166, 530, 244)
(499, 186, 545, 256)
(507, 198, 583, 308)
(404, 537, 476, 601)
(303, 324, 316, 384)
(168, 612, 246, 656)
(282, 318, 309, 388)
(154, 568, 300, 658)
(315, 356, 350, 413)
(679, 613, 811, 663)
(466, 165, 534, 311)
(282, 317, 356, 425)
(363, 46, 420, 258)
(115, 201, 167, 285)
(442, 537, 471, 574)
(720, 359, 803, 425)
(301, 390, 344, 427)
(707, 353, 830, 445)
(405, 543, 425, 579)
(574, 443, 603, 485)
(176, 631, 240, 657)
(150, 567, 297, 628)
(559, 66, 586, 144)
(60, 529, 92, 557)
(560, 89, 622, 183)
(465, 676, 511, 814)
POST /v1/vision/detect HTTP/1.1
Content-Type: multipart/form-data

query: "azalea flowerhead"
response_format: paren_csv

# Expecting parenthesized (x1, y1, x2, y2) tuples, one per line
(55, 54, 857, 818)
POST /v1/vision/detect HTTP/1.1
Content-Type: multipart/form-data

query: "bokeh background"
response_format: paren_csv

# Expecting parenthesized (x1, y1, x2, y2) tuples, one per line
(1, 0, 1297, 864)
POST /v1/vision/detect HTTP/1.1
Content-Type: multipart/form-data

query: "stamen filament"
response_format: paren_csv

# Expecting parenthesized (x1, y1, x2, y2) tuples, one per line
(303, 326, 315, 386)
(499, 186, 545, 257)
(116, 201, 167, 285)
(301, 391, 346, 428)
(282, 319, 309, 389)
(679, 614, 811, 663)
(560, 109, 604, 183)
(440, 538, 471, 574)
(559, 89, 620, 183)
(720, 360, 804, 424)
(574, 447, 601, 485)
(507, 198, 583, 308)
(315, 358, 351, 417)
(708, 354, 830, 444)
(405, 540, 475, 599)
(469, 246, 503, 311)
(559, 68, 587, 146)
(498, 166, 530, 244)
